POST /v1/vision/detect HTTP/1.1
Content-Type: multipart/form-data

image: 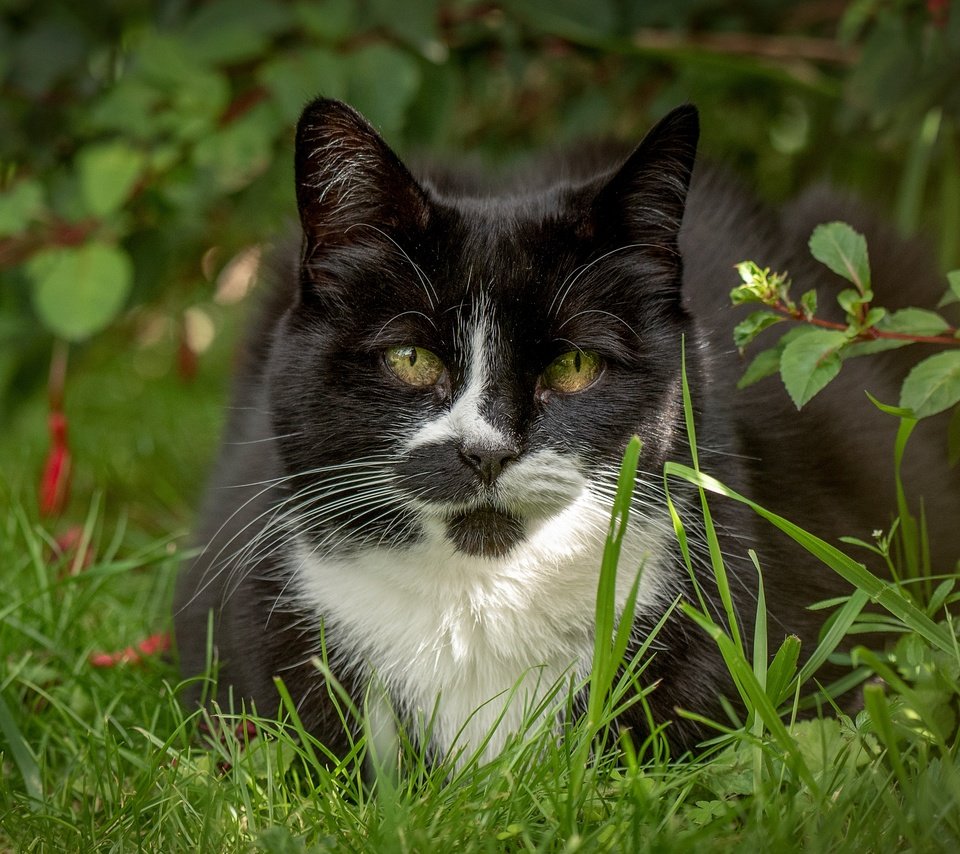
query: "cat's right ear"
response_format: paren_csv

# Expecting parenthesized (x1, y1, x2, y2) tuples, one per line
(590, 105, 699, 256)
(294, 99, 429, 261)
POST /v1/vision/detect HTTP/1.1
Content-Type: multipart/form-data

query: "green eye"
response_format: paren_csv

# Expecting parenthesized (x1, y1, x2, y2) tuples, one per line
(542, 349, 602, 394)
(385, 345, 445, 387)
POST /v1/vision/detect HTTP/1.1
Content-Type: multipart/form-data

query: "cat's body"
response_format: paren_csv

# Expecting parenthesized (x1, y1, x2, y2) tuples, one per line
(175, 100, 959, 760)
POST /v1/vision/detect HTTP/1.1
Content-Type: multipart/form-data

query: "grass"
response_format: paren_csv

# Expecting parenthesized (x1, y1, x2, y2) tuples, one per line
(2, 321, 960, 851)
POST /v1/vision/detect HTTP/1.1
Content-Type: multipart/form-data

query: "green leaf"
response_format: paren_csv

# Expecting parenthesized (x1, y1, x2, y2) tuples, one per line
(366, 0, 442, 56)
(503, 0, 618, 41)
(0, 179, 44, 237)
(899, 351, 960, 418)
(799, 289, 817, 319)
(27, 243, 132, 341)
(294, 0, 358, 41)
(731, 261, 790, 306)
(939, 269, 960, 307)
(779, 329, 848, 409)
(737, 347, 781, 388)
(244, 735, 297, 779)
(736, 324, 816, 390)
(191, 104, 275, 192)
(880, 308, 951, 337)
(345, 46, 421, 137)
(948, 270, 960, 301)
(860, 307, 886, 328)
(77, 142, 145, 217)
(836, 287, 865, 317)
(843, 338, 910, 359)
(809, 222, 871, 293)
(865, 392, 915, 419)
(732, 310, 784, 349)
(181, 0, 292, 65)
(86, 78, 162, 137)
(259, 49, 346, 125)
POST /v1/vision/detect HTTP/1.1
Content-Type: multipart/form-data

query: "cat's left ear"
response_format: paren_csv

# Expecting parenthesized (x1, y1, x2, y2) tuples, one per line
(294, 99, 430, 256)
(591, 105, 699, 253)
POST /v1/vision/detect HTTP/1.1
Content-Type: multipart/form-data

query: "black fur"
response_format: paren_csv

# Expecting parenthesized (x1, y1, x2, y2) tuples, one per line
(175, 98, 959, 755)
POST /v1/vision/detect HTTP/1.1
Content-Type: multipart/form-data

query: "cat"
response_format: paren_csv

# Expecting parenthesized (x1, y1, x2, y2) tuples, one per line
(174, 97, 960, 762)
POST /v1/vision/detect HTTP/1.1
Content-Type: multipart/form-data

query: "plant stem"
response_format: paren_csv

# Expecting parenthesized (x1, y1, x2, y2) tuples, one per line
(773, 301, 960, 346)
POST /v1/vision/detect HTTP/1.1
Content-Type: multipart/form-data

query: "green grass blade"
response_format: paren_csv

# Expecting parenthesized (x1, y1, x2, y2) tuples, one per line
(750, 551, 768, 695)
(853, 647, 948, 749)
(0, 689, 43, 808)
(664, 462, 955, 655)
(569, 435, 642, 821)
(681, 603, 820, 794)
(680, 341, 743, 653)
(862, 683, 908, 787)
(766, 635, 801, 707)
(793, 588, 870, 691)
(588, 433, 642, 725)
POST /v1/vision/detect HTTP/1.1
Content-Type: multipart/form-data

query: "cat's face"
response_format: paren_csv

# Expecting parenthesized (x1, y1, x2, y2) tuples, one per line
(268, 100, 699, 563)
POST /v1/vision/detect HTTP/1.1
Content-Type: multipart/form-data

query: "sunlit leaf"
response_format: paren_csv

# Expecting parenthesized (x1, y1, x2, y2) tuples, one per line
(809, 222, 871, 293)
(77, 142, 145, 217)
(0, 179, 43, 237)
(732, 311, 784, 349)
(27, 243, 132, 341)
(899, 351, 960, 419)
(881, 308, 951, 337)
(779, 329, 847, 409)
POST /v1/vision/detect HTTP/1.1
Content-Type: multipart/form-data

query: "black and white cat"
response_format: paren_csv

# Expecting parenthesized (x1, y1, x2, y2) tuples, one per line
(174, 98, 959, 761)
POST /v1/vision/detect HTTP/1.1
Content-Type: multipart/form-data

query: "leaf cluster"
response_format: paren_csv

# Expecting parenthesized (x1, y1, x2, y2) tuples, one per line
(732, 222, 960, 434)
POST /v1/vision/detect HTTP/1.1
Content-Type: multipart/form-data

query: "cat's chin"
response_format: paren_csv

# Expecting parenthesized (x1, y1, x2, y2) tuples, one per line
(445, 508, 525, 558)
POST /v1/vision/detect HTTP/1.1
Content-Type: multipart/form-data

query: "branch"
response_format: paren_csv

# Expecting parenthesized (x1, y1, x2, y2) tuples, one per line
(631, 29, 861, 66)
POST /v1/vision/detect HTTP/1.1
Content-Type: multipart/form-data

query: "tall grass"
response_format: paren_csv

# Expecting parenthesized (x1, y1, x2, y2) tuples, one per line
(2, 373, 960, 851)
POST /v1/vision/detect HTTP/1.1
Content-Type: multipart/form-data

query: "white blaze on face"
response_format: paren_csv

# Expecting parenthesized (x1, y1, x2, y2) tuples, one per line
(403, 297, 512, 453)
(291, 290, 676, 766)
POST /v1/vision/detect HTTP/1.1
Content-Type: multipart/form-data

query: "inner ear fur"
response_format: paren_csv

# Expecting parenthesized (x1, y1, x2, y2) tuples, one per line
(294, 98, 430, 255)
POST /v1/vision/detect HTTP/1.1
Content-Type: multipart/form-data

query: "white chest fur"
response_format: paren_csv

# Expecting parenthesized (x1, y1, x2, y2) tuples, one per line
(292, 487, 670, 762)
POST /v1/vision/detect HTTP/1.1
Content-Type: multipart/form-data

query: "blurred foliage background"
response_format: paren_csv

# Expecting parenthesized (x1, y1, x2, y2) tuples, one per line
(0, 0, 958, 535)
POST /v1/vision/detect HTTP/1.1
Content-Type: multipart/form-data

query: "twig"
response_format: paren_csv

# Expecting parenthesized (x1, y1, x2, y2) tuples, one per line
(631, 29, 860, 66)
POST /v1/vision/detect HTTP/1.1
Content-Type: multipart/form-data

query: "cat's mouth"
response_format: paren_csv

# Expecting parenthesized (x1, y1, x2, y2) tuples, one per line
(446, 507, 525, 558)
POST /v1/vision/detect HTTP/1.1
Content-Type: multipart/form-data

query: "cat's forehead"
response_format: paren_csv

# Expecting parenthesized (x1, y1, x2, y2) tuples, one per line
(422, 194, 586, 303)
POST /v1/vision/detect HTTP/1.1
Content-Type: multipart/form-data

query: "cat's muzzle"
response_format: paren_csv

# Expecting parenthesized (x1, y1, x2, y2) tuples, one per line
(445, 506, 525, 558)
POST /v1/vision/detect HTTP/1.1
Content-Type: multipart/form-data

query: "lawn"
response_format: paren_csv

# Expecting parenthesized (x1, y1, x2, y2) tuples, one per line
(2, 309, 960, 850)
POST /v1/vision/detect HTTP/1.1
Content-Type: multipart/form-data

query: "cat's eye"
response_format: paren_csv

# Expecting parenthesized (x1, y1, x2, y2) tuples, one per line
(385, 345, 445, 388)
(541, 349, 602, 394)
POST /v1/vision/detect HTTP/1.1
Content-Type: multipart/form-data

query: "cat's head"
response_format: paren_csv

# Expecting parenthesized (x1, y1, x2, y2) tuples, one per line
(268, 99, 699, 563)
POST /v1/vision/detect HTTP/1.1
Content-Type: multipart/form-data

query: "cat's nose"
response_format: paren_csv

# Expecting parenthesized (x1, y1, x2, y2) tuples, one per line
(459, 444, 519, 487)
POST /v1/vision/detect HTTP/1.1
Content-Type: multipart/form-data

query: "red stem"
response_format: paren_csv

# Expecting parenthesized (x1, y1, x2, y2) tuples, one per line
(775, 303, 960, 347)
